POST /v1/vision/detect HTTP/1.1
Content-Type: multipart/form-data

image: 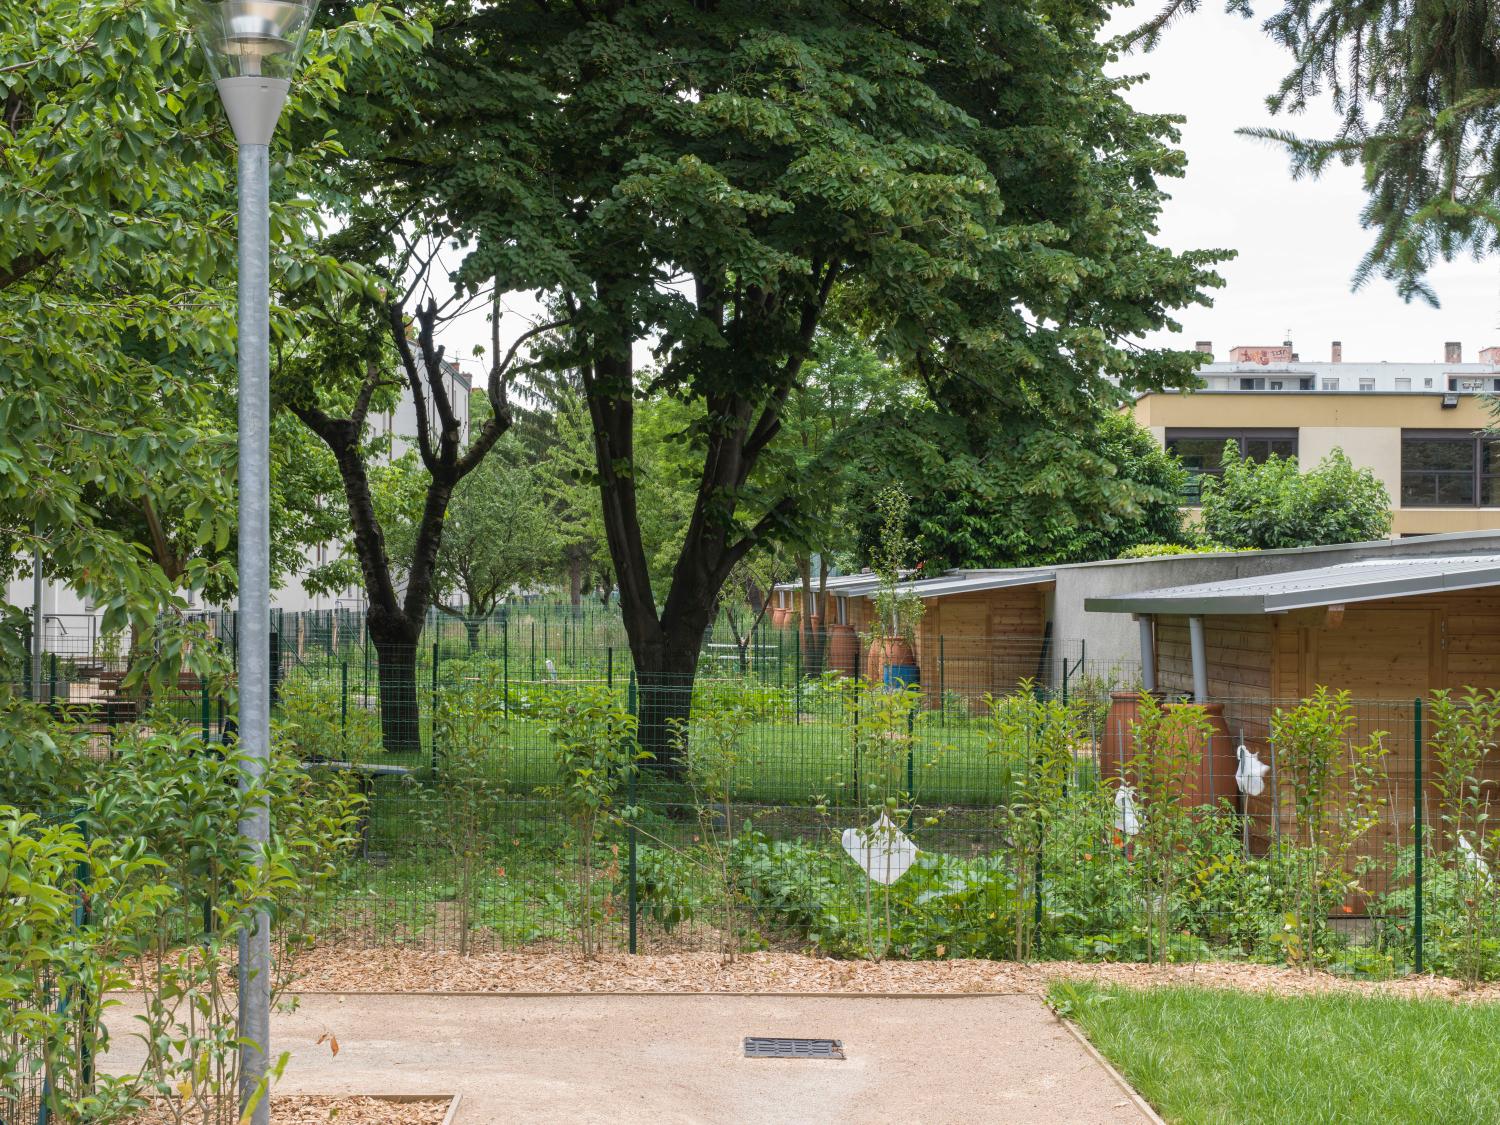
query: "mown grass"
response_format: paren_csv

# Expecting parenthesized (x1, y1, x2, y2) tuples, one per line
(1051, 982, 1500, 1125)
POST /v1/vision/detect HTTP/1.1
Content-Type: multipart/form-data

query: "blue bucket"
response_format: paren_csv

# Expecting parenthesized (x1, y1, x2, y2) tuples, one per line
(883, 663, 919, 690)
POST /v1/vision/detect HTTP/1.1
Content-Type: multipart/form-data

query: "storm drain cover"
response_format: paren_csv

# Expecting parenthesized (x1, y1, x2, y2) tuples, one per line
(743, 1037, 845, 1060)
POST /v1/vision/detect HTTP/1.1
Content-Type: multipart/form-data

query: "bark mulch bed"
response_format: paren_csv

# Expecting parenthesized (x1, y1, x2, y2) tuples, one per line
(284, 943, 1500, 1001)
(128, 1096, 449, 1124)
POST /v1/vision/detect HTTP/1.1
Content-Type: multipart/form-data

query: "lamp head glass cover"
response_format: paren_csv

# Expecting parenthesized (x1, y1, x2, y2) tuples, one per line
(193, 0, 319, 80)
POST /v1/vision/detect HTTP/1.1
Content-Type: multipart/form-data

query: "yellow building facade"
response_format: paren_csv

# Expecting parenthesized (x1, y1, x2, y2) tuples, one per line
(1131, 390, 1500, 537)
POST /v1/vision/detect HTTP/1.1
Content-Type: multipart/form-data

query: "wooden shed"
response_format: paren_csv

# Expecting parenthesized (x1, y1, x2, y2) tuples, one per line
(1086, 554, 1500, 889)
(776, 569, 1060, 707)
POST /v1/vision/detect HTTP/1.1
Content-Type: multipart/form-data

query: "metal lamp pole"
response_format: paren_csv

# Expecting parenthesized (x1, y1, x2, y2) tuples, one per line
(190, 4, 319, 1122)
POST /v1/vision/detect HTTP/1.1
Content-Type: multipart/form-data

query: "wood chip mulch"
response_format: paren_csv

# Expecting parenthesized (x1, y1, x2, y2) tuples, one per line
(283, 943, 1500, 1002)
(127, 1096, 449, 1124)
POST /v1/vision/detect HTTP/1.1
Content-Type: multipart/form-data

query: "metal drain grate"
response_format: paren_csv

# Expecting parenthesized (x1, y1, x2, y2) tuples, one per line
(743, 1037, 845, 1060)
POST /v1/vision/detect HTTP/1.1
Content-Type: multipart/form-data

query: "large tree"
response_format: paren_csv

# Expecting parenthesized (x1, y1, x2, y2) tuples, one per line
(334, 1, 1225, 765)
(846, 408, 1191, 569)
(279, 272, 556, 752)
(0, 0, 421, 666)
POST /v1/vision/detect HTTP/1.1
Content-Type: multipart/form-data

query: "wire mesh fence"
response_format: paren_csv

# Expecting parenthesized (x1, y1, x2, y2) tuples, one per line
(10, 607, 1497, 977)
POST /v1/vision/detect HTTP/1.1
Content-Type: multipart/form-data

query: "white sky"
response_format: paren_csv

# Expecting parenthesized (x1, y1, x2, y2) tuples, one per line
(440, 9, 1500, 378)
(1110, 5, 1500, 363)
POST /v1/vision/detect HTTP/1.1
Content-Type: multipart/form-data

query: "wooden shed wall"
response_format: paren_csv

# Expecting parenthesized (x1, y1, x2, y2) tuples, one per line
(914, 587, 1050, 707)
(1149, 590, 1500, 889)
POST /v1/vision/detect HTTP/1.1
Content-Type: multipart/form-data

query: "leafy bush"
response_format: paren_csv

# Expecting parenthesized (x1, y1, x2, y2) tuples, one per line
(0, 701, 363, 1124)
(1200, 444, 1391, 549)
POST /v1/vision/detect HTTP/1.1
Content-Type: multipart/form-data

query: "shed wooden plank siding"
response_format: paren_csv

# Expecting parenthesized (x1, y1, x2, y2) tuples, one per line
(1147, 590, 1500, 898)
(916, 588, 1049, 709)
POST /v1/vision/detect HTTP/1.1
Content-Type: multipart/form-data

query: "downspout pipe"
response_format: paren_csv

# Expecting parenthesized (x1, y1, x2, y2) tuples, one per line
(1188, 614, 1209, 703)
(1137, 615, 1156, 693)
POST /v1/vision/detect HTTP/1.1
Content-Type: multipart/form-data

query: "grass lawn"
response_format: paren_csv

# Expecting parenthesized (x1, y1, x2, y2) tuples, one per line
(1052, 982, 1500, 1125)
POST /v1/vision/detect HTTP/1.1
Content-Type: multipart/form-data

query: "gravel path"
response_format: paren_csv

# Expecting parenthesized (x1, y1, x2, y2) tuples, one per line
(284, 943, 1500, 1001)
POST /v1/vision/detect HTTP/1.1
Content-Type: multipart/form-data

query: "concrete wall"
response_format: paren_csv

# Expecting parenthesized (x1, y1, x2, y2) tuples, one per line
(1050, 530, 1500, 673)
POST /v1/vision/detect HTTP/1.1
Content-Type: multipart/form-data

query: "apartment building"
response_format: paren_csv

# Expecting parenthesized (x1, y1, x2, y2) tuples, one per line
(1131, 339, 1500, 536)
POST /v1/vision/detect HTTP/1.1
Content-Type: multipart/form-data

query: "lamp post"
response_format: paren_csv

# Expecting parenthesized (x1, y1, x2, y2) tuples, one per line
(191, 4, 318, 1123)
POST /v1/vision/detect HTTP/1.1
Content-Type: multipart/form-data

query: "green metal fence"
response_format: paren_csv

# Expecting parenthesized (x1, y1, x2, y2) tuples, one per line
(10, 609, 1494, 977)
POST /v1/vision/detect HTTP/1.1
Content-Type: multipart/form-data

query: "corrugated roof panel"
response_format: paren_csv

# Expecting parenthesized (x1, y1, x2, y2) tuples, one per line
(1085, 555, 1500, 616)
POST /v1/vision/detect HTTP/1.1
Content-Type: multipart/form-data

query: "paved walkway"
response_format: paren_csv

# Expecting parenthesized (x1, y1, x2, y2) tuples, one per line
(103, 993, 1154, 1124)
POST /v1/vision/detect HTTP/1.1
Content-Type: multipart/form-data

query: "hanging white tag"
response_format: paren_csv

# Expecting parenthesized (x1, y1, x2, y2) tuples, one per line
(841, 812, 918, 885)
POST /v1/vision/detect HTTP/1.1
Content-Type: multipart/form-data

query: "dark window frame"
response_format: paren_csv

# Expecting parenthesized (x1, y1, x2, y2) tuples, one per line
(1401, 430, 1500, 508)
(1165, 428, 1299, 503)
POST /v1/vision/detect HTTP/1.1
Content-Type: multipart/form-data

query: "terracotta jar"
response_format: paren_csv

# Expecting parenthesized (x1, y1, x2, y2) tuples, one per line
(1100, 694, 1235, 810)
(1166, 701, 1236, 809)
(826, 622, 858, 677)
(1100, 691, 1158, 786)
(869, 636, 918, 689)
(770, 606, 790, 628)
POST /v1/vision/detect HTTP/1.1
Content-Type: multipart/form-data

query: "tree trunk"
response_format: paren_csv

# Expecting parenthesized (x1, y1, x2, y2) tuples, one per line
(464, 616, 482, 653)
(567, 554, 585, 607)
(369, 612, 422, 755)
(630, 632, 702, 780)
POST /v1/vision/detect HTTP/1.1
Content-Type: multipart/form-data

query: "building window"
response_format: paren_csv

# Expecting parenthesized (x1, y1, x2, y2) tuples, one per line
(1401, 432, 1500, 507)
(1425, 378, 1434, 388)
(1321, 378, 1339, 390)
(1165, 428, 1298, 502)
(1239, 377, 1265, 390)
(1359, 378, 1376, 391)
(1395, 378, 1411, 391)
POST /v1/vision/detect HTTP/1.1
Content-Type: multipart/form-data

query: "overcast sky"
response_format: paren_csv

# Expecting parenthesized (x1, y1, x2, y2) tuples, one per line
(442, 10, 1500, 378)
(1111, 6, 1500, 364)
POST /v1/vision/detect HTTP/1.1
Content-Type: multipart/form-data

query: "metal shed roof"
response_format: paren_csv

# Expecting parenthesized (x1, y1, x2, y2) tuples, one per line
(773, 568, 1055, 600)
(1084, 555, 1500, 616)
(890, 569, 1055, 599)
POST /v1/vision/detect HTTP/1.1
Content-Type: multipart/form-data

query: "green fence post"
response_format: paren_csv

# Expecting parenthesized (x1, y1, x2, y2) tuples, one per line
(340, 661, 348, 735)
(503, 614, 510, 710)
(938, 635, 946, 722)
(430, 642, 440, 774)
(794, 625, 802, 721)
(201, 682, 211, 746)
(1414, 696, 1424, 975)
(628, 669, 638, 954)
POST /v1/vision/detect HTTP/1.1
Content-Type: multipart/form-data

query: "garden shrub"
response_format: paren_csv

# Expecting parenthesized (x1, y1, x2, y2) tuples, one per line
(984, 686, 1082, 959)
(536, 684, 643, 957)
(1270, 688, 1388, 969)
(276, 670, 380, 762)
(1406, 689, 1500, 984)
(1128, 696, 1215, 964)
(0, 699, 363, 1124)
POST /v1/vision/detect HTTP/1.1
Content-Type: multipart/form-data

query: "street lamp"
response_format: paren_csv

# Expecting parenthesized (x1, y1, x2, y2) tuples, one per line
(191, 4, 319, 1123)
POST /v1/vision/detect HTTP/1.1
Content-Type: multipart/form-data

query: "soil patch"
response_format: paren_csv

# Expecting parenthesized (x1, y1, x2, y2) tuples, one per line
(126, 1095, 449, 1124)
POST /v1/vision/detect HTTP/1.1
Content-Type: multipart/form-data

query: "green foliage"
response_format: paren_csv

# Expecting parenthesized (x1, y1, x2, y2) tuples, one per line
(0, 810, 167, 1123)
(1199, 444, 1392, 550)
(985, 688, 1083, 959)
(849, 410, 1192, 569)
(1128, 696, 1217, 964)
(0, 703, 362, 1122)
(0, 0, 426, 658)
(1116, 542, 1241, 559)
(1421, 690, 1500, 984)
(329, 0, 1227, 716)
(868, 486, 925, 646)
(1270, 688, 1389, 969)
(537, 685, 643, 956)
(678, 680, 759, 957)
